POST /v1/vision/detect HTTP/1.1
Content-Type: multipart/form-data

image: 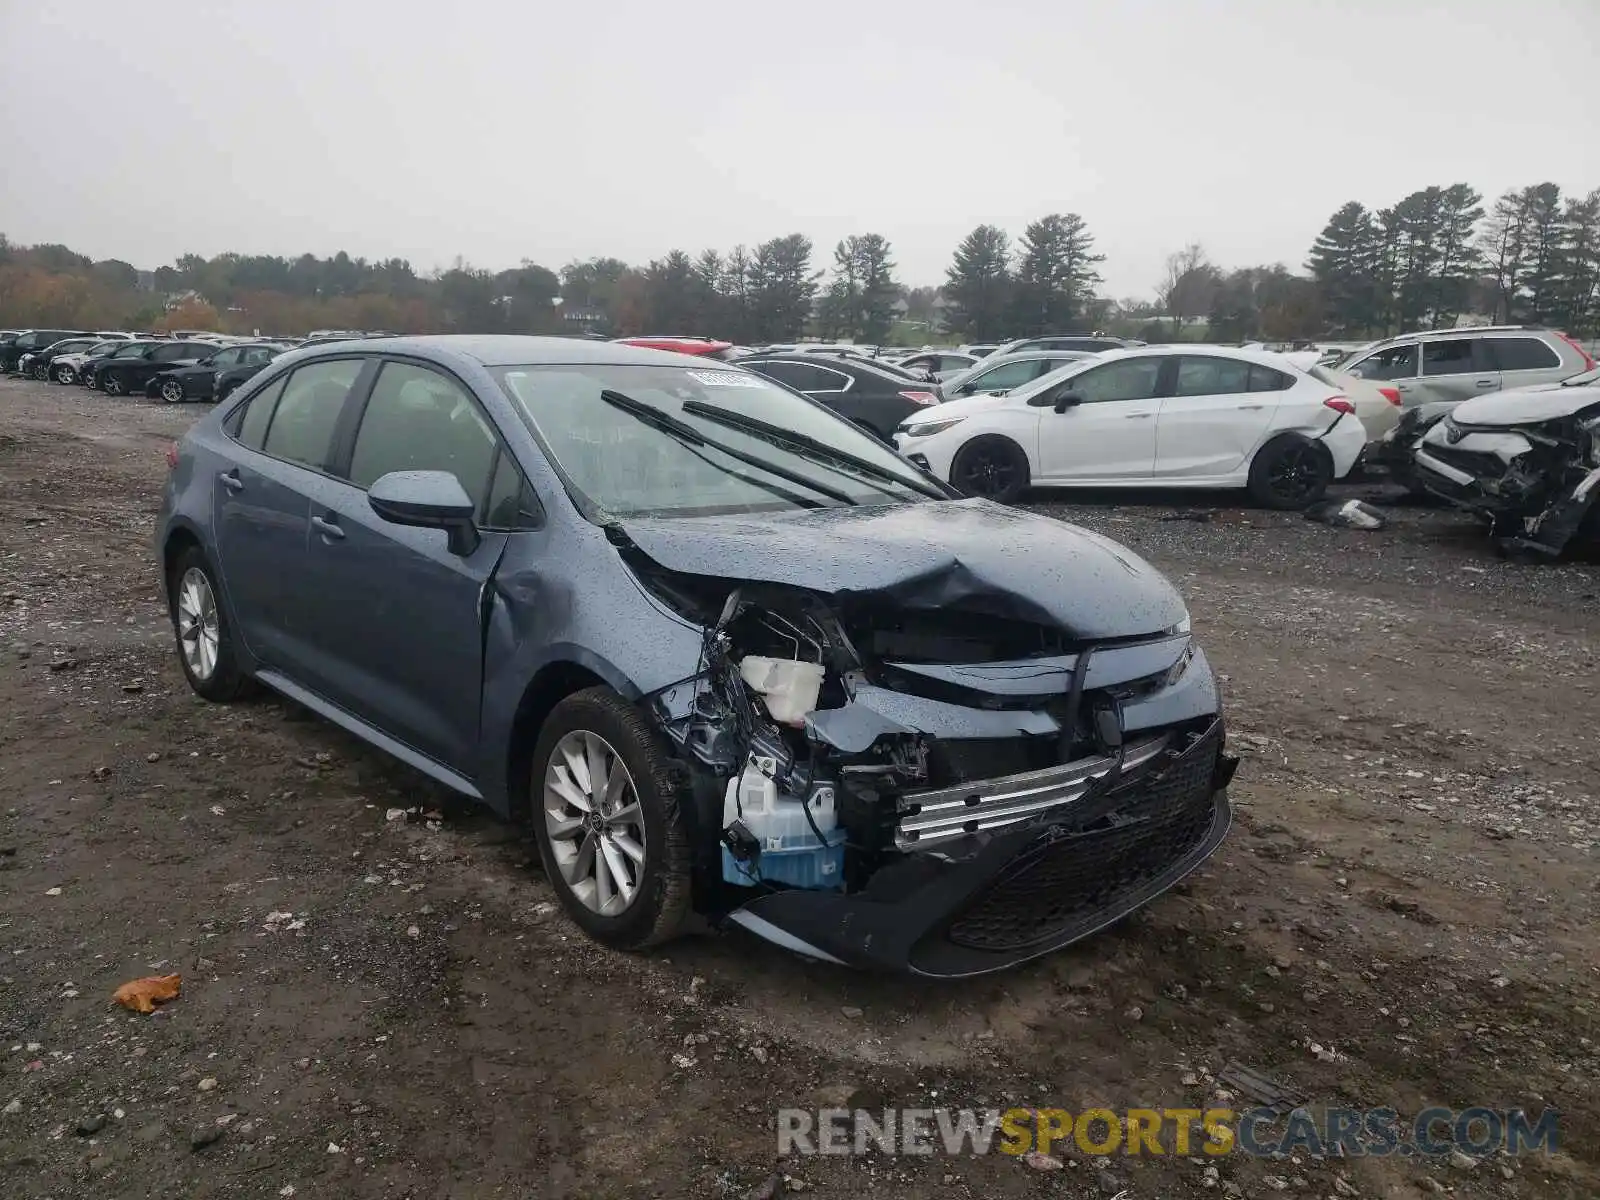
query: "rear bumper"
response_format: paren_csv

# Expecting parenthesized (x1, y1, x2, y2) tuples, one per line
(727, 717, 1235, 976)
(1317, 413, 1367, 479)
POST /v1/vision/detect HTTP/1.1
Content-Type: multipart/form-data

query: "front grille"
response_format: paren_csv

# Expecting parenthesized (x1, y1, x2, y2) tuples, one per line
(943, 725, 1220, 953)
(1426, 446, 1505, 478)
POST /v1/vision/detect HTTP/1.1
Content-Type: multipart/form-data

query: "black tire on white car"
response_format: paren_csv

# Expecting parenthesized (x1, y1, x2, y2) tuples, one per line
(54, 365, 75, 384)
(1247, 434, 1334, 509)
(951, 435, 1031, 504)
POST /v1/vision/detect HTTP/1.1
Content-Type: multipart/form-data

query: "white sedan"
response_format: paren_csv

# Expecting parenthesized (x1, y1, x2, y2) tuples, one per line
(895, 346, 1367, 508)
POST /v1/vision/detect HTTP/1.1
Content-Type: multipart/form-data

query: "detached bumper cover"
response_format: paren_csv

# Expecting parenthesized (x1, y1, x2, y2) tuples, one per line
(727, 717, 1235, 977)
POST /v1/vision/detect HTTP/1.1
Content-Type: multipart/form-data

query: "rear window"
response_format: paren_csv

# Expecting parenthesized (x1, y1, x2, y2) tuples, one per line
(1488, 337, 1561, 372)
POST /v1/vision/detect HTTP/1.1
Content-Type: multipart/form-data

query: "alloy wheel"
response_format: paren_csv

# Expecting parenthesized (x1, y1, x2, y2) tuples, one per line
(55, 366, 74, 384)
(1266, 444, 1321, 504)
(103, 374, 124, 396)
(958, 448, 1019, 498)
(543, 730, 647, 917)
(161, 380, 185, 404)
(175, 567, 220, 682)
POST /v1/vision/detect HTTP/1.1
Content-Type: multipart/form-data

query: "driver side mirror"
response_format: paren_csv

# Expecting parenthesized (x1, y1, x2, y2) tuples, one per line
(1027, 390, 1083, 412)
(368, 470, 480, 556)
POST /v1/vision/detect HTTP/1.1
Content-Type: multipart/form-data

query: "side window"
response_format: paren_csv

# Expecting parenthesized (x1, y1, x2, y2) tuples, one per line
(210, 348, 240, 368)
(1248, 364, 1294, 392)
(348, 361, 500, 514)
(1173, 356, 1252, 397)
(1488, 337, 1561, 371)
(1352, 344, 1418, 380)
(1421, 339, 1476, 376)
(245, 347, 275, 364)
(261, 359, 364, 470)
(1069, 357, 1164, 403)
(483, 450, 543, 530)
(750, 360, 845, 392)
(969, 359, 1041, 392)
(232, 375, 287, 450)
(152, 344, 190, 362)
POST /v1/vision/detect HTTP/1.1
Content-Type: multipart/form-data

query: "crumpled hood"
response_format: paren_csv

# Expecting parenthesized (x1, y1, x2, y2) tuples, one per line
(615, 498, 1187, 639)
(1453, 385, 1600, 427)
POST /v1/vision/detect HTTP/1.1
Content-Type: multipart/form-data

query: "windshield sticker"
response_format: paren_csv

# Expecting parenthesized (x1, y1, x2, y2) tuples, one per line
(686, 369, 768, 389)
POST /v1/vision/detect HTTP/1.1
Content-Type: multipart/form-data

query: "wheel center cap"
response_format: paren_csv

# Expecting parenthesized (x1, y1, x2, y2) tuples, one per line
(586, 809, 606, 833)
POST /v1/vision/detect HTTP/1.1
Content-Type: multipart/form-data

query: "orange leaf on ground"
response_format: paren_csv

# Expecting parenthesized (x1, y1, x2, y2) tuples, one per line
(112, 973, 182, 1014)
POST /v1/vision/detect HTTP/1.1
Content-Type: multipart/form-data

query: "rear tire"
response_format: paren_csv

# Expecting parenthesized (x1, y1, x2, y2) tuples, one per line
(103, 373, 126, 397)
(529, 687, 692, 951)
(54, 365, 75, 384)
(31, 363, 48, 381)
(951, 435, 1030, 503)
(168, 546, 253, 702)
(1246, 434, 1333, 509)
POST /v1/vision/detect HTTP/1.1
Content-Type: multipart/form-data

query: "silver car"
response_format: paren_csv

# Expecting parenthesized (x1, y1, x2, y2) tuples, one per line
(1339, 326, 1592, 411)
(937, 350, 1099, 401)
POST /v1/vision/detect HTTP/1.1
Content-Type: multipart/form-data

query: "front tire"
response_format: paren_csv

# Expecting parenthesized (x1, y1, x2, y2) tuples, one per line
(31, 363, 48, 381)
(1247, 434, 1333, 509)
(168, 547, 252, 702)
(102, 373, 126, 397)
(530, 687, 692, 951)
(160, 379, 186, 404)
(54, 365, 75, 384)
(951, 435, 1030, 503)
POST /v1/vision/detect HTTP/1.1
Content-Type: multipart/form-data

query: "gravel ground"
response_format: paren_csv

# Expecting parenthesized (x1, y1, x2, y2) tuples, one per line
(0, 376, 1597, 1199)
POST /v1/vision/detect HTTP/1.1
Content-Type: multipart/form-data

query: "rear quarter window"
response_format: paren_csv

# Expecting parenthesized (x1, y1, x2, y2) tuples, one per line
(1488, 337, 1561, 371)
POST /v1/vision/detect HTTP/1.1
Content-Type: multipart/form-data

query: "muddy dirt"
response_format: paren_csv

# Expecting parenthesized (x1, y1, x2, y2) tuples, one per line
(0, 376, 1595, 1199)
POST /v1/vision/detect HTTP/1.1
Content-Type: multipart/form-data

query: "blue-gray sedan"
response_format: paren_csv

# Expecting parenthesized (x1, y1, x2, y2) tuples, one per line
(156, 335, 1234, 976)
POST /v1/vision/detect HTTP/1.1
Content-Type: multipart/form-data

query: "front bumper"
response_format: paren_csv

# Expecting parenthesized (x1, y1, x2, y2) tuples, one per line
(727, 717, 1235, 976)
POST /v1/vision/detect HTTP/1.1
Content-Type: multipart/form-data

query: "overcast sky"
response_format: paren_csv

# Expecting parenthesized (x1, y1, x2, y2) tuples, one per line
(3, 0, 1597, 298)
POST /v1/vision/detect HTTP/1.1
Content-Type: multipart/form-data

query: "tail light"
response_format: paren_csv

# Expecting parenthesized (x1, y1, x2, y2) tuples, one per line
(1323, 396, 1355, 415)
(1377, 387, 1402, 407)
(898, 390, 938, 406)
(164, 443, 179, 470)
(1555, 331, 1596, 372)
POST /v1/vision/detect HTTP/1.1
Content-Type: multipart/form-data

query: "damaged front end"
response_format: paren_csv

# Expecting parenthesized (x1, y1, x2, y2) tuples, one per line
(1414, 402, 1600, 556)
(613, 519, 1236, 977)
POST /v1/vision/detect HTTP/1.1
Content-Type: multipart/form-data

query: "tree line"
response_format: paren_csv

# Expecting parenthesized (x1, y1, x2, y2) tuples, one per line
(3, 184, 1595, 343)
(1304, 182, 1600, 337)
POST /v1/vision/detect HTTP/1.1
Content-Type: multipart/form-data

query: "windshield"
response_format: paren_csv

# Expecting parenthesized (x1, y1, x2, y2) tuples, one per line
(495, 363, 937, 518)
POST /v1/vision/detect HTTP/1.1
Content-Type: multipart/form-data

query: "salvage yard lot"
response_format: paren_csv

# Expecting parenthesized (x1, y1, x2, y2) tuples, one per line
(0, 375, 1597, 1200)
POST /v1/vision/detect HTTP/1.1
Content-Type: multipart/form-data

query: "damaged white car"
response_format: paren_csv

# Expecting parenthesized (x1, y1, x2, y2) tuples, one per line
(1412, 382, 1600, 556)
(157, 337, 1237, 977)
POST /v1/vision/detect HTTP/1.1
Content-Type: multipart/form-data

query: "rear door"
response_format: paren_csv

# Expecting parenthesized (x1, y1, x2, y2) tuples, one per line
(296, 358, 518, 773)
(1155, 356, 1282, 477)
(211, 359, 372, 671)
(1034, 355, 1168, 481)
(1485, 335, 1567, 390)
(1416, 336, 1497, 407)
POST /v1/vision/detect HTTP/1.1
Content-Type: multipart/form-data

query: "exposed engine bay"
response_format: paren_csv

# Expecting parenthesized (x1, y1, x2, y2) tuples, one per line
(1415, 403, 1600, 556)
(611, 521, 1237, 977)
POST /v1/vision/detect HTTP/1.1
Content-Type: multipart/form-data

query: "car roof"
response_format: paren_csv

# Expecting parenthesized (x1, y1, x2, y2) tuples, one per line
(289, 333, 718, 369)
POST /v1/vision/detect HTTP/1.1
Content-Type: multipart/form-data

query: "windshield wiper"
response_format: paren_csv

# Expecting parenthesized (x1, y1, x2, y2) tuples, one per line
(679, 401, 947, 500)
(596, 390, 858, 507)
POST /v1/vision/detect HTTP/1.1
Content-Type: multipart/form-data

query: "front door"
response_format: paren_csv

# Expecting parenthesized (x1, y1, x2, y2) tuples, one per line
(1033, 356, 1167, 481)
(1155, 355, 1280, 477)
(297, 358, 512, 773)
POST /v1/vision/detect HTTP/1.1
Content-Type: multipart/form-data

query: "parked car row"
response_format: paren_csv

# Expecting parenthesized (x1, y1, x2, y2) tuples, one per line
(2, 328, 298, 402)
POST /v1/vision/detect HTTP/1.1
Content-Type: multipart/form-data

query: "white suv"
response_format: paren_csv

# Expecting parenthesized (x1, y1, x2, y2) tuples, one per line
(1338, 326, 1593, 410)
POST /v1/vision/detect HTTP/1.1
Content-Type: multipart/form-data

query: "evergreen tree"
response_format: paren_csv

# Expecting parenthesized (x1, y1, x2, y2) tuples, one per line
(942, 225, 1012, 340)
(1008, 214, 1103, 335)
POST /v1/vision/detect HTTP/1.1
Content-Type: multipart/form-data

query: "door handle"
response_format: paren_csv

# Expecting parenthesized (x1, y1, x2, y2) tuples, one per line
(1237, 404, 1266, 410)
(311, 515, 345, 541)
(1475, 379, 1498, 388)
(219, 470, 243, 493)
(1124, 412, 1154, 419)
